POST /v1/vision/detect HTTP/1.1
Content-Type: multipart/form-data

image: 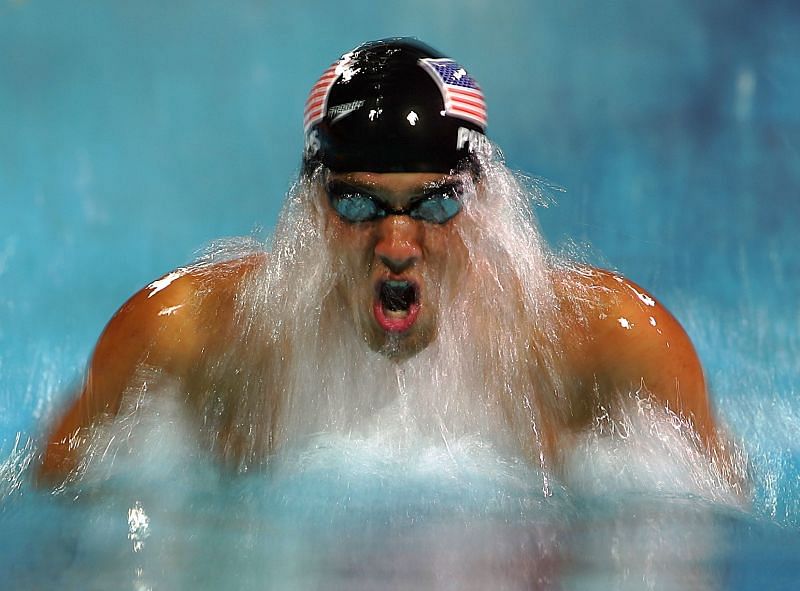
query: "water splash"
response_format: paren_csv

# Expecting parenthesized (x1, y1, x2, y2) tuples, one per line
(127, 501, 150, 552)
(1, 146, 794, 590)
(32, 144, 751, 506)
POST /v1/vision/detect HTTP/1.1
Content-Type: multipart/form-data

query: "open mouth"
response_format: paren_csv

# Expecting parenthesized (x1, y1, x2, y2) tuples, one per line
(373, 279, 421, 333)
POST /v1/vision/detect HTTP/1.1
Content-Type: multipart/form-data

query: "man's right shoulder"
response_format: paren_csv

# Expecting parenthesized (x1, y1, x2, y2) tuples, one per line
(97, 253, 268, 365)
(128, 252, 265, 305)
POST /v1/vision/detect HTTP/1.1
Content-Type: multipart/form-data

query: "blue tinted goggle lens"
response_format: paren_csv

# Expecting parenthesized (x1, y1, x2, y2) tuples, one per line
(329, 190, 462, 224)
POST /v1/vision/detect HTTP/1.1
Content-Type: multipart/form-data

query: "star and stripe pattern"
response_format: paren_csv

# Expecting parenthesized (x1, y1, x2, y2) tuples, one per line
(304, 61, 340, 131)
(418, 58, 487, 129)
(304, 55, 488, 131)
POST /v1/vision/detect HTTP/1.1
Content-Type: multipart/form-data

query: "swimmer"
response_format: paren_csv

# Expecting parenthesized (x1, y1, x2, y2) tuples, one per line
(38, 38, 741, 490)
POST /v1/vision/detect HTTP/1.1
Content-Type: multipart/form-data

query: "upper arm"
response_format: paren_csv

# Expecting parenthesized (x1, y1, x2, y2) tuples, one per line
(89, 270, 203, 408)
(559, 268, 715, 442)
(38, 268, 205, 480)
(38, 254, 268, 482)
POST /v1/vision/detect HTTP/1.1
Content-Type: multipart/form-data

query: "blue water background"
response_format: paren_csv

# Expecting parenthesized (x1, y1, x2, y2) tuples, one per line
(2, 0, 800, 588)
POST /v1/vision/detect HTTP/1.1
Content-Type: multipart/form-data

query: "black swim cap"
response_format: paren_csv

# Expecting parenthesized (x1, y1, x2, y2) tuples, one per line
(303, 38, 488, 175)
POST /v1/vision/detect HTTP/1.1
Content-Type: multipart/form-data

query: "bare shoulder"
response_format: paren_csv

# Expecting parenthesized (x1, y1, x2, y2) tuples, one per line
(38, 253, 268, 481)
(100, 252, 268, 369)
(550, 265, 712, 436)
(547, 266, 747, 494)
(126, 251, 266, 310)
(551, 265, 696, 356)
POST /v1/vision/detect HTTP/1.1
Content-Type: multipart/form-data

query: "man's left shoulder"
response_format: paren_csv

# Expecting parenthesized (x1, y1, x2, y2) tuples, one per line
(552, 265, 693, 350)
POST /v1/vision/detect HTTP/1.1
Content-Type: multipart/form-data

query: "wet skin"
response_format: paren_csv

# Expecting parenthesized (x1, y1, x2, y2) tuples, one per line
(321, 171, 470, 359)
(38, 172, 731, 487)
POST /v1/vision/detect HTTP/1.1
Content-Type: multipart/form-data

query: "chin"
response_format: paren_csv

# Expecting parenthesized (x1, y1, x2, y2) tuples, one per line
(363, 310, 437, 361)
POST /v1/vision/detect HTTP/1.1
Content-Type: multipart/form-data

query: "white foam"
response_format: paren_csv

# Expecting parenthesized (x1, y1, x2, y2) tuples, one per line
(563, 393, 747, 505)
(55, 145, 748, 514)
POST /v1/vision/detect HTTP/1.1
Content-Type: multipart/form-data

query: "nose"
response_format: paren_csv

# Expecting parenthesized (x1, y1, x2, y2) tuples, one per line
(374, 216, 422, 274)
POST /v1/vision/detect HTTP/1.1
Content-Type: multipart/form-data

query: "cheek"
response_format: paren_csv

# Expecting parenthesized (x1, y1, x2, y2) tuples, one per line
(425, 229, 468, 278)
(326, 221, 377, 285)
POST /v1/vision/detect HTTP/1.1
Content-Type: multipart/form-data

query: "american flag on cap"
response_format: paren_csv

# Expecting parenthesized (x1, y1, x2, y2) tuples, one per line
(304, 61, 340, 131)
(418, 58, 487, 129)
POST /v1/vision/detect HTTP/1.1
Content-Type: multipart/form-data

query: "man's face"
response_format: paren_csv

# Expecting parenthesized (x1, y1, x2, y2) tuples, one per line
(321, 170, 470, 360)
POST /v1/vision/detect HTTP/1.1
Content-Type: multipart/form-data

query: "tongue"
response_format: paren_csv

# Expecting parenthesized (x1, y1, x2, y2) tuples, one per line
(374, 281, 420, 333)
(381, 280, 415, 312)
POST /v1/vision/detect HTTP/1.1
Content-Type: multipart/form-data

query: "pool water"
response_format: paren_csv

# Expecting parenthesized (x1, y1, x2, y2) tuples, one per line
(2, 1, 800, 589)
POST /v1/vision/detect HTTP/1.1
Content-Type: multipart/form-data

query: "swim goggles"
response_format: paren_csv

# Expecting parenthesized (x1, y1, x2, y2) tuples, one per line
(326, 181, 462, 224)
